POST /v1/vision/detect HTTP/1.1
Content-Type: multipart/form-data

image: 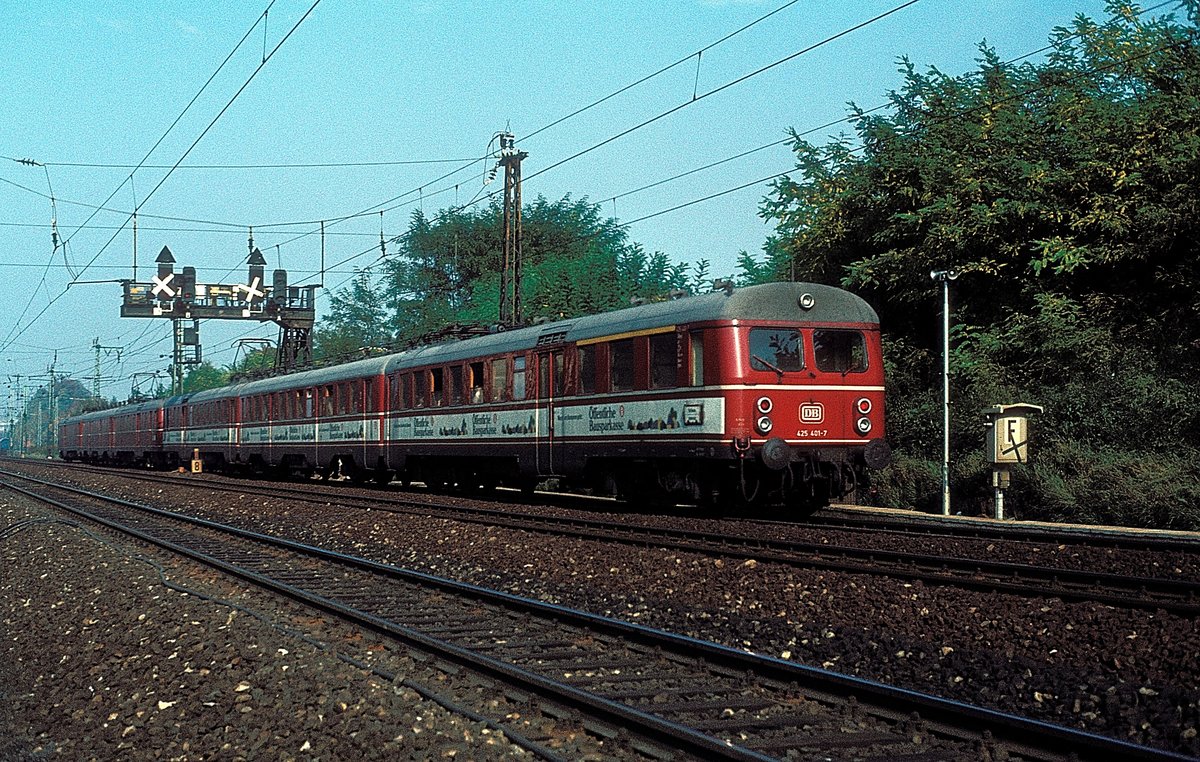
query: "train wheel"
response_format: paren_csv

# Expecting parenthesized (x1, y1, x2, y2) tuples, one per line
(373, 469, 394, 487)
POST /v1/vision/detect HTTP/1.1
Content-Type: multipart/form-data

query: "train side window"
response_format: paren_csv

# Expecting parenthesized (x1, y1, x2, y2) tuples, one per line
(321, 386, 335, 416)
(491, 358, 509, 401)
(513, 355, 526, 400)
(610, 339, 634, 392)
(389, 374, 401, 411)
(468, 361, 484, 403)
(578, 345, 596, 395)
(449, 366, 463, 406)
(415, 371, 429, 408)
(351, 380, 363, 413)
(431, 368, 445, 406)
(649, 332, 676, 389)
(305, 389, 314, 418)
(813, 329, 868, 373)
(689, 330, 705, 386)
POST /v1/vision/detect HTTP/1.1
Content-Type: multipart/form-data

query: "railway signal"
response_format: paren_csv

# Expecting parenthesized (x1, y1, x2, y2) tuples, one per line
(120, 244, 317, 394)
(984, 403, 1044, 519)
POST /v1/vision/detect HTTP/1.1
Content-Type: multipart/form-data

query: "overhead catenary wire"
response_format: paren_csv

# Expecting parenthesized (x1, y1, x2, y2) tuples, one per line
(1, 156, 484, 170)
(372, 0, 925, 231)
(222, 0, 815, 268)
(0, 0, 323, 358)
(518, 0, 805, 144)
(16, 4, 1187, 396)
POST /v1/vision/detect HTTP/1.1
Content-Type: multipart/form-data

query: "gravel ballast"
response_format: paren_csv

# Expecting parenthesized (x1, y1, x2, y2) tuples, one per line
(6, 463, 1200, 757)
(0, 492, 604, 761)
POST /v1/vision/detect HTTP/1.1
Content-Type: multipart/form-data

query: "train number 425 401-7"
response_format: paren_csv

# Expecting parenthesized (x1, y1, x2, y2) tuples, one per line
(795, 429, 829, 438)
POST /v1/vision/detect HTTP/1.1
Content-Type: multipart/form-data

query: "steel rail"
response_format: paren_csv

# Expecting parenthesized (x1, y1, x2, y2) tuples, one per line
(812, 506, 1200, 554)
(1, 470, 1192, 761)
(19, 463, 1198, 615)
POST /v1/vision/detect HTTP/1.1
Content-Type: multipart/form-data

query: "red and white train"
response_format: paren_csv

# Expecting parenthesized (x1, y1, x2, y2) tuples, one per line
(59, 282, 890, 514)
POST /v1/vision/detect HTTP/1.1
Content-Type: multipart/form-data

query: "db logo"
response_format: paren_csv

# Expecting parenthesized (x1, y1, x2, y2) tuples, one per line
(800, 403, 824, 423)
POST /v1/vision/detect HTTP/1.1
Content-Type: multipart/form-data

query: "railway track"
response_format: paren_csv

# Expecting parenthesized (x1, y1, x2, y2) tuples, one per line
(812, 506, 1200, 555)
(16, 462, 1200, 616)
(0, 469, 1186, 761)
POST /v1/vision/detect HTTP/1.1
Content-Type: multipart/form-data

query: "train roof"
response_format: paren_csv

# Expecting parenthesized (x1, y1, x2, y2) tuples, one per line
(186, 354, 395, 401)
(82, 282, 877, 408)
(59, 397, 164, 424)
(386, 281, 877, 368)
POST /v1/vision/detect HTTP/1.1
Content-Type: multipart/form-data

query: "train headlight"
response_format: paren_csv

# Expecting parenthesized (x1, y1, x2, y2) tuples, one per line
(756, 415, 774, 434)
(855, 397, 873, 415)
(855, 416, 872, 435)
(756, 396, 773, 414)
(798, 293, 815, 311)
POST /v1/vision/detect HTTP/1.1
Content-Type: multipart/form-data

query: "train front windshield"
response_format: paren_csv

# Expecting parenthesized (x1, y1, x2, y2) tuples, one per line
(748, 327, 868, 374)
(749, 328, 804, 373)
(813, 329, 868, 373)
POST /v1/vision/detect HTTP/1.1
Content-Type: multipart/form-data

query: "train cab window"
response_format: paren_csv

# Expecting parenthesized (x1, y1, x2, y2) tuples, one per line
(468, 361, 485, 403)
(513, 356, 527, 400)
(415, 371, 429, 408)
(449, 366, 463, 406)
(689, 330, 705, 386)
(578, 345, 596, 395)
(813, 329, 868, 373)
(610, 339, 634, 392)
(649, 333, 676, 389)
(430, 368, 445, 406)
(491, 358, 509, 401)
(749, 328, 804, 374)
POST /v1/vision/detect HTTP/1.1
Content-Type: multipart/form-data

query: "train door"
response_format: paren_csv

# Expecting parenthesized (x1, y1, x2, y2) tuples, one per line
(535, 349, 564, 475)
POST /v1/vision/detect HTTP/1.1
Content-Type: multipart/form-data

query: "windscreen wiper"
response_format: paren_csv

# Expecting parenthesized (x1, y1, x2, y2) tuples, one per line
(752, 354, 785, 380)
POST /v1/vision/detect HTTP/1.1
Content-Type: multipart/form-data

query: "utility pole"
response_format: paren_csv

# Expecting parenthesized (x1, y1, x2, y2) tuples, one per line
(93, 338, 122, 398)
(498, 133, 527, 327)
(47, 353, 58, 458)
(930, 269, 959, 516)
(7, 375, 26, 457)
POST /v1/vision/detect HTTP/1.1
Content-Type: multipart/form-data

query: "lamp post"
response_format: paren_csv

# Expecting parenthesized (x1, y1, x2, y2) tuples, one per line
(930, 269, 959, 516)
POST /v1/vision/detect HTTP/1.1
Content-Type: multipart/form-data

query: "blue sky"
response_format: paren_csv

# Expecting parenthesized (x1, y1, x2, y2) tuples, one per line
(0, 0, 1123, 403)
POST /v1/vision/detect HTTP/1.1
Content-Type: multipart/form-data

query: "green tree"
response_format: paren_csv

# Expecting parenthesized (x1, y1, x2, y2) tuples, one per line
(761, 2, 1200, 527)
(315, 268, 391, 362)
(323, 195, 708, 347)
(182, 363, 228, 393)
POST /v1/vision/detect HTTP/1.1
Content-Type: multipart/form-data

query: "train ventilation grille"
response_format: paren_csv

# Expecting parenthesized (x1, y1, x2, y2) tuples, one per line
(536, 330, 569, 347)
